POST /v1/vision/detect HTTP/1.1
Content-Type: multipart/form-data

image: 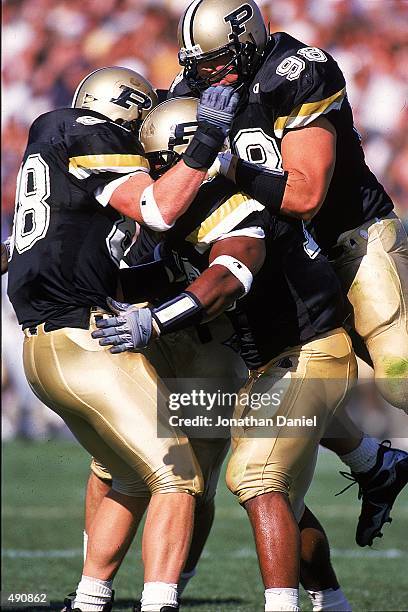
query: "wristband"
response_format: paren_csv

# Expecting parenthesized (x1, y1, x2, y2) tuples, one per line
(210, 255, 253, 296)
(235, 160, 288, 214)
(182, 122, 226, 170)
(152, 291, 205, 334)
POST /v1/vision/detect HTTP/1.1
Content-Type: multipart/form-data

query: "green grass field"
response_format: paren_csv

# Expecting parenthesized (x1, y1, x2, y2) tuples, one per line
(2, 440, 407, 611)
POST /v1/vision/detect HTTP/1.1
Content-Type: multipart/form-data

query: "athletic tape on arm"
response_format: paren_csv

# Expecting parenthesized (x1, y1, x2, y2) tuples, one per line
(140, 184, 174, 232)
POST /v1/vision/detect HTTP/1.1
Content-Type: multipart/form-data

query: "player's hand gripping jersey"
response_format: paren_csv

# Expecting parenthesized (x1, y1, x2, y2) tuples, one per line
(7, 108, 149, 331)
(171, 32, 394, 252)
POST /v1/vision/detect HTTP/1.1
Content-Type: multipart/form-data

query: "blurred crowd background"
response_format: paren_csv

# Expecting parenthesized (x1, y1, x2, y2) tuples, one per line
(2, 0, 408, 441)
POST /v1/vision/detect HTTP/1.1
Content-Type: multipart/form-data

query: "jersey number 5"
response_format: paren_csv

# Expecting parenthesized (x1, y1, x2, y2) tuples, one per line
(12, 154, 51, 254)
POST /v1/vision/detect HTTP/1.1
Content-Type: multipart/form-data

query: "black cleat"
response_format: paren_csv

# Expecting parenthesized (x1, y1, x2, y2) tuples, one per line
(61, 593, 77, 612)
(61, 590, 114, 612)
(336, 440, 408, 546)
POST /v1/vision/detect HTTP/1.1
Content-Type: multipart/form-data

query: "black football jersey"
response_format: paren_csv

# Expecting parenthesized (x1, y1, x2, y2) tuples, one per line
(7, 108, 149, 331)
(122, 176, 266, 295)
(123, 176, 345, 369)
(170, 32, 394, 252)
(229, 217, 345, 368)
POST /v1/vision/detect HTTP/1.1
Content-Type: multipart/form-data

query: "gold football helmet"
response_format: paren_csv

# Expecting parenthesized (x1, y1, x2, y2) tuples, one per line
(140, 97, 199, 177)
(178, 0, 268, 91)
(72, 67, 158, 132)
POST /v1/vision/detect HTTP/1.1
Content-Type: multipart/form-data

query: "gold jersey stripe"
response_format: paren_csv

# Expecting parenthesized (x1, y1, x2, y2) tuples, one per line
(274, 87, 346, 138)
(186, 192, 263, 247)
(69, 154, 150, 170)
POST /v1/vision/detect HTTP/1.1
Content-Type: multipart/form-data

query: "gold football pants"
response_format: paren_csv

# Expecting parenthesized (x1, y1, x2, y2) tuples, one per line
(332, 212, 408, 412)
(226, 328, 357, 520)
(23, 312, 203, 497)
(90, 315, 247, 502)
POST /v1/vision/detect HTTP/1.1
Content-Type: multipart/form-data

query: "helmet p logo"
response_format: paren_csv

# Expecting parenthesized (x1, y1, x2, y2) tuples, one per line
(224, 3, 254, 41)
(110, 85, 152, 112)
(171, 122, 198, 148)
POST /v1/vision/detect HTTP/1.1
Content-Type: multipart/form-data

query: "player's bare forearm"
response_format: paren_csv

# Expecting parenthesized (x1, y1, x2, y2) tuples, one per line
(108, 164, 206, 226)
(92, 237, 265, 352)
(188, 266, 242, 320)
(153, 161, 208, 225)
(187, 236, 266, 320)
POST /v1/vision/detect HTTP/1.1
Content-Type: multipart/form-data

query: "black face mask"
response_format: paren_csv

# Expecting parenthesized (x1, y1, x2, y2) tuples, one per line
(179, 37, 260, 94)
(146, 151, 181, 180)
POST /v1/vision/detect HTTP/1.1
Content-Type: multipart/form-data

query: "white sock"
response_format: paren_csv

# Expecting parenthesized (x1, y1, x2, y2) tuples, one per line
(83, 530, 88, 561)
(307, 587, 352, 611)
(339, 436, 379, 473)
(73, 575, 113, 611)
(265, 587, 299, 611)
(141, 582, 178, 611)
(178, 568, 196, 596)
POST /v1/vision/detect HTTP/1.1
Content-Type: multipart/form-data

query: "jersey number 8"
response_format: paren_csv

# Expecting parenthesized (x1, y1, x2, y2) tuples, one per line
(12, 154, 51, 254)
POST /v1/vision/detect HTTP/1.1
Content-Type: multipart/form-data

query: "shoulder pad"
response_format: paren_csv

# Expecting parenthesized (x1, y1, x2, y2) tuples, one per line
(68, 108, 142, 146)
(256, 33, 346, 138)
(28, 108, 74, 144)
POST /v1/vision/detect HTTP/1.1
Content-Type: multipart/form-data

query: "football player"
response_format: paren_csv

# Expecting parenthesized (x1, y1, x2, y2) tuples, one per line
(6, 66, 240, 612)
(172, 0, 408, 548)
(93, 96, 357, 612)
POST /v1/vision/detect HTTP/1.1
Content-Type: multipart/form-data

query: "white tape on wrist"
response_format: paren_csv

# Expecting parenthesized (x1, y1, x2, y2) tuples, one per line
(207, 156, 221, 179)
(140, 184, 174, 232)
(210, 255, 253, 295)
